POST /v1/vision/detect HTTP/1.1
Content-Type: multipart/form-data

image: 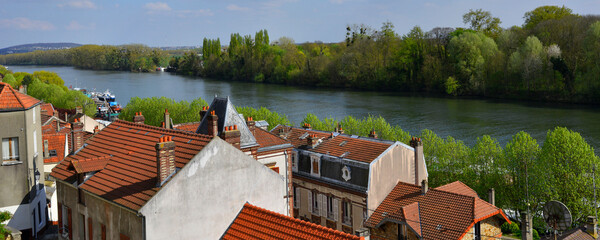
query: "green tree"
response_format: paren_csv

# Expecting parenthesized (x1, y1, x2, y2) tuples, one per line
(501, 131, 542, 211)
(120, 97, 207, 126)
(22, 74, 34, 86)
(236, 106, 292, 130)
(462, 9, 502, 37)
(0, 211, 12, 239)
(448, 32, 499, 93)
(539, 127, 599, 222)
(523, 5, 573, 29)
(33, 71, 65, 85)
(467, 135, 504, 199)
(2, 74, 18, 88)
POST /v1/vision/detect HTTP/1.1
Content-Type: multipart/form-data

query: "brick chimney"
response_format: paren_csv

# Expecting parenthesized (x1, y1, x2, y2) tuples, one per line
(302, 123, 311, 130)
(246, 117, 255, 134)
(369, 129, 378, 139)
(308, 134, 320, 148)
(277, 127, 288, 139)
(221, 125, 241, 149)
(421, 179, 428, 195)
(521, 211, 533, 240)
(410, 137, 424, 186)
(93, 126, 100, 134)
(335, 124, 344, 134)
(164, 109, 171, 129)
(71, 118, 84, 154)
(585, 216, 598, 238)
(155, 136, 176, 186)
(488, 188, 495, 206)
(207, 111, 218, 137)
(200, 106, 208, 120)
(133, 112, 145, 124)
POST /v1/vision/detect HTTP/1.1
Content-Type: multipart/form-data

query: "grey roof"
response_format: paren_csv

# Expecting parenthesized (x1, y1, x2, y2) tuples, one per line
(196, 97, 258, 148)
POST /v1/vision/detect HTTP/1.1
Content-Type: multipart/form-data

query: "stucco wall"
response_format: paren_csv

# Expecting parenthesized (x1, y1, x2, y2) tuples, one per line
(370, 222, 420, 240)
(139, 138, 288, 240)
(368, 143, 419, 217)
(461, 216, 502, 240)
(57, 180, 143, 240)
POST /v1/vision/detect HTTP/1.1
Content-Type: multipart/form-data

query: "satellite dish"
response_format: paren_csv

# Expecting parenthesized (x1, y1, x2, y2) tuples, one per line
(543, 201, 572, 231)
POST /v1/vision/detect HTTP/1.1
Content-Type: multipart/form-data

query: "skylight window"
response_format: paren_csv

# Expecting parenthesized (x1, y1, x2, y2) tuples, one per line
(339, 151, 350, 158)
(339, 141, 348, 146)
(299, 132, 309, 139)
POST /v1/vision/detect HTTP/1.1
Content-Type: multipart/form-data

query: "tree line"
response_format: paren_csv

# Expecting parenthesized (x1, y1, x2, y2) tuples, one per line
(121, 95, 599, 233)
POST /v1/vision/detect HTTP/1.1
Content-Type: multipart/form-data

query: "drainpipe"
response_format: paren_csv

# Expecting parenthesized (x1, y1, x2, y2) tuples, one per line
(284, 150, 290, 216)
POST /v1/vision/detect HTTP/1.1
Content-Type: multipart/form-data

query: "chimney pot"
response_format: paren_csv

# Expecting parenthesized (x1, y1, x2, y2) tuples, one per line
(207, 111, 219, 137)
(156, 136, 176, 186)
(234, 125, 238, 130)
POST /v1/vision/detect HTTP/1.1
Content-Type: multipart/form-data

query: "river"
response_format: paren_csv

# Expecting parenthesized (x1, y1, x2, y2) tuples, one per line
(7, 65, 600, 154)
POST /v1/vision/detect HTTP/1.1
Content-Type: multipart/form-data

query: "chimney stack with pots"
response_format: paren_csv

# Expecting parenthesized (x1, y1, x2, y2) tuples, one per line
(410, 137, 425, 186)
(278, 127, 288, 139)
(93, 126, 100, 134)
(200, 106, 208, 120)
(369, 129, 378, 139)
(488, 188, 495, 206)
(246, 117, 256, 134)
(133, 112, 145, 124)
(71, 118, 84, 154)
(585, 216, 598, 238)
(302, 123, 312, 130)
(155, 136, 176, 186)
(220, 125, 241, 149)
(164, 109, 171, 129)
(207, 111, 218, 137)
(308, 134, 320, 148)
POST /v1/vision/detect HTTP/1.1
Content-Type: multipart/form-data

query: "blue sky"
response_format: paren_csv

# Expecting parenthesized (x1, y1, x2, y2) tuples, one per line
(0, 0, 598, 48)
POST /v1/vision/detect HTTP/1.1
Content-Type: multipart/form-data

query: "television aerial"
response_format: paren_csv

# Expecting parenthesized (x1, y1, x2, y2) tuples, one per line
(543, 200, 572, 237)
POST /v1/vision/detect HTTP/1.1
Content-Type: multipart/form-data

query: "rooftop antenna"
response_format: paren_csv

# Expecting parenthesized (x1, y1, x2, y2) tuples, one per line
(543, 200, 572, 240)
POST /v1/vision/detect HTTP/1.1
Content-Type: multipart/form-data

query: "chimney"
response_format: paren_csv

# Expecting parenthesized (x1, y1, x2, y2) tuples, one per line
(200, 106, 209, 120)
(56, 119, 60, 132)
(220, 125, 241, 149)
(133, 112, 145, 124)
(43, 140, 49, 158)
(19, 85, 26, 94)
(76, 106, 83, 114)
(369, 129, 378, 139)
(155, 136, 176, 186)
(302, 123, 311, 130)
(71, 118, 84, 154)
(410, 137, 424, 186)
(93, 126, 100, 134)
(164, 109, 171, 129)
(521, 211, 533, 240)
(246, 117, 255, 134)
(207, 111, 218, 137)
(585, 216, 598, 238)
(421, 179, 428, 195)
(308, 134, 319, 148)
(488, 188, 495, 206)
(278, 127, 288, 139)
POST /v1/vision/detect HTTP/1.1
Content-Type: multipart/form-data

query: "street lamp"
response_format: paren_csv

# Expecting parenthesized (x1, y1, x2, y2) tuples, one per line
(34, 169, 40, 190)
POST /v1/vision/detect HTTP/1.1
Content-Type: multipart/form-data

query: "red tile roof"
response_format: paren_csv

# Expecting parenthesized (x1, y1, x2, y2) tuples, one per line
(51, 120, 212, 211)
(271, 126, 393, 163)
(71, 156, 111, 173)
(0, 82, 41, 111)
(40, 103, 55, 116)
(222, 203, 363, 240)
(42, 132, 68, 163)
(253, 127, 290, 149)
(434, 181, 479, 198)
(173, 122, 201, 133)
(365, 181, 510, 240)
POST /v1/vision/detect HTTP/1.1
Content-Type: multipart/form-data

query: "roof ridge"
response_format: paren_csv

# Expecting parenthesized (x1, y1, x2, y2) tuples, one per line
(114, 120, 212, 140)
(11, 87, 26, 108)
(243, 203, 360, 239)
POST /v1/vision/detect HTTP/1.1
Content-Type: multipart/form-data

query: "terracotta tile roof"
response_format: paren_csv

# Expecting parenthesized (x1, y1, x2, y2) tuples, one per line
(365, 181, 510, 240)
(270, 125, 393, 163)
(40, 103, 55, 116)
(222, 203, 363, 240)
(541, 228, 596, 240)
(43, 132, 68, 163)
(434, 181, 479, 198)
(71, 156, 111, 173)
(173, 122, 201, 133)
(0, 82, 41, 111)
(51, 119, 212, 211)
(253, 127, 290, 149)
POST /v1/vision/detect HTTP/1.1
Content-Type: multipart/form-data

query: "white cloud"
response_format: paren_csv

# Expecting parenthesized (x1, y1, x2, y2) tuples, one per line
(66, 21, 96, 30)
(145, 2, 171, 11)
(226, 4, 249, 12)
(59, 0, 97, 9)
(0, 18, 55, 31)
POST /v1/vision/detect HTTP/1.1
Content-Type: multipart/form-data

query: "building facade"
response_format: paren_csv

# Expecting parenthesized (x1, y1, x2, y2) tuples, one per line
(0, 82, 47, 238)
(271, 125, 427, 234)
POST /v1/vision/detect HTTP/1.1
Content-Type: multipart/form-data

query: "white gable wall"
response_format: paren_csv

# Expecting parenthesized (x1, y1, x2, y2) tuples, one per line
(139, 137, 287, 240)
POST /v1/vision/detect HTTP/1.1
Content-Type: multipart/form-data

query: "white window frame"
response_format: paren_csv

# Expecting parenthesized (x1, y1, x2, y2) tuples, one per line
(342, 199, 352, 225)
(2, 137, 20, 163)
(310, 191, 319, 215)
(293, 186, 300, 209)
(33, 106, 36, 124)
(310, 154, 320, 177)
(291, 150, 299, 172)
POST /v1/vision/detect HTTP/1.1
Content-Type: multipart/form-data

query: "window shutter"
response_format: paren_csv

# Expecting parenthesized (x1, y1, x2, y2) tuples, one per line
(88, 217, 93, 240)
(67, 208, 72, 240)
(334, 198, 339, 221)
(319, 194, 326, 217)
(57, 203, 63, 233)
(295, 187, 300, 208)
(307, 191, 312, 213)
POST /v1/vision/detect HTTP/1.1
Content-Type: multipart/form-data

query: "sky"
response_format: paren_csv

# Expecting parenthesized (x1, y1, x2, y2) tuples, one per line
(0, 0, 599, 48)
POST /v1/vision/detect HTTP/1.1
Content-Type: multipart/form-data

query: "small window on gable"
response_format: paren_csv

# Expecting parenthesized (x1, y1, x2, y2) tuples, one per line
(49, 150, 58, 157)
(310, 155, 320, 177)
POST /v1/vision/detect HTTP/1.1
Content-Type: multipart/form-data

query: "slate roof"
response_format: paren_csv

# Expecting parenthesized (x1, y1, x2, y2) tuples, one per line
(0, 82, 41, 111)
(271, 125, 395, 163)
(195, 97, 258, 148)
(221, 203, 363, 240)
(51, 119, 212, 211)
(365, 181, 510, 240)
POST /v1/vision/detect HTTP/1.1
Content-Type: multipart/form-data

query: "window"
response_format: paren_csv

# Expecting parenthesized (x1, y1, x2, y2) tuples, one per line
(88, 217, 93, 240)
(49, 150, 57, 157)
(293, 186, 300, 209)
(37, 202, 41, 223)
(291, 151, 298, 172)
(310, 155, 320, 177)
(326, 196, 339, 221)
(342, 200, 352, 225)
(101, 224, 106, 240)
(33, 107, 36, 124)
(2, 137, 19, 162)
(33, 130, 37, 155)
(79, 214, 86, 240)
(309, 191, 319, 215)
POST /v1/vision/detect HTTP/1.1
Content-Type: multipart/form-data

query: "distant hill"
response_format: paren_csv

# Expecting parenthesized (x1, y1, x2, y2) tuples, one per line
(0, 43, 82, 55)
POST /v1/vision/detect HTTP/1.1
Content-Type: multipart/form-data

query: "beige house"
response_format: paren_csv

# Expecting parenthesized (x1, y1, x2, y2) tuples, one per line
(271, 125, 427, 234)
(0, 82, 46, 238)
